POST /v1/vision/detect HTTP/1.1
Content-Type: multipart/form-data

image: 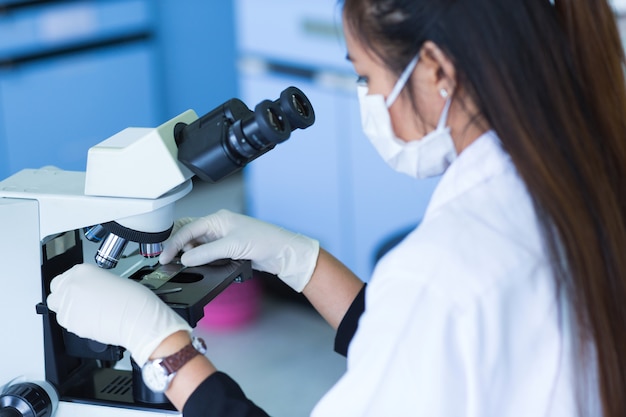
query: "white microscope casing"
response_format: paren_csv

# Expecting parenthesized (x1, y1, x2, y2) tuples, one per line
(0, 110, 199, 417)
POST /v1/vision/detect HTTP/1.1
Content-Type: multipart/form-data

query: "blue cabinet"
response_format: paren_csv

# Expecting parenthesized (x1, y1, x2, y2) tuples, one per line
(152, 0, 239, 118)
(0, 0, 160, 178)
(0, 0, 240, 181)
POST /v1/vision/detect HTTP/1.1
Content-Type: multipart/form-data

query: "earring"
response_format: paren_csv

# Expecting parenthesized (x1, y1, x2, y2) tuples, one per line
(439, 88, 449, 99)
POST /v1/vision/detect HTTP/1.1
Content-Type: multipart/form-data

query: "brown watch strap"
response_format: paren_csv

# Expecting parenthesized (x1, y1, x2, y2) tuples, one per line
(161, 342, 202, 374)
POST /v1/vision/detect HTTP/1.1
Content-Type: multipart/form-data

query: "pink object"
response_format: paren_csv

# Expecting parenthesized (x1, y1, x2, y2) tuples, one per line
(198, 279, 262, 330)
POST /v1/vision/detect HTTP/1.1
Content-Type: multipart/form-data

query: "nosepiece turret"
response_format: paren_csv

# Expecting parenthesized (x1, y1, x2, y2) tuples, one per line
(85, 221, 173, 269)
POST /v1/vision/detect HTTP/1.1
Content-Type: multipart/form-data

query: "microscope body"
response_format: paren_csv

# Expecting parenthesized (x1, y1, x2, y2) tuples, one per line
(0, 86, 314, 416)
(0, 111, 251, 416)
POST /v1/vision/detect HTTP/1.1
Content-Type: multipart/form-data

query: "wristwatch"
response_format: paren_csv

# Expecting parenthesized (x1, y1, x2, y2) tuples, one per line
(141, 336, 207, 393)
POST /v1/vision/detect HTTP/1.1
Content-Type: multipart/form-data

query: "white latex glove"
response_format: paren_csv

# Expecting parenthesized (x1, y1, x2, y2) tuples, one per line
(171, 216, 196, 234)
(47, 263, 192, 367)
(160, 209, 320, 292)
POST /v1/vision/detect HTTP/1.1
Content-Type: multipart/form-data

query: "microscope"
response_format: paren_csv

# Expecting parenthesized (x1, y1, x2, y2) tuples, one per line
(0, 87, 314, 416)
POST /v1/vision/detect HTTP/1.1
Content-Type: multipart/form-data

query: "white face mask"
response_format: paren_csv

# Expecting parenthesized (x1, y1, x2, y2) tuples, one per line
(357, 55, 457, 178)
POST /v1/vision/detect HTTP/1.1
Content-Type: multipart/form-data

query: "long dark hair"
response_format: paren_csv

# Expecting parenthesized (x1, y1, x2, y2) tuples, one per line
(342, 0, 626, 415)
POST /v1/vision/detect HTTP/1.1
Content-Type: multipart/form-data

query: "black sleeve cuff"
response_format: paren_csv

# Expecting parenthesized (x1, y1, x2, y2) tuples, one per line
(183, 371, 270, 417)
(334, 284, 366, 357)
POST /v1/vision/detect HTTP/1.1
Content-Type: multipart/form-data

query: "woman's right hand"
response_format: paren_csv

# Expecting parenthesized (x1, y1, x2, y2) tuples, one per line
(159, 209, 320, 292)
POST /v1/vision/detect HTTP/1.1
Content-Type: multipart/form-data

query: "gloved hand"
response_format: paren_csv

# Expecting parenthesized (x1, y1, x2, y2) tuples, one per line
(47, 263, 192, 367)
(171, 216, 196, 235)
(160, 209, 320, 292)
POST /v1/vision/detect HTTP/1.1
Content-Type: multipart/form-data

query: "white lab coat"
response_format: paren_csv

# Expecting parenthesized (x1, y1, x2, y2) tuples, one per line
(312, 131, 599, 416)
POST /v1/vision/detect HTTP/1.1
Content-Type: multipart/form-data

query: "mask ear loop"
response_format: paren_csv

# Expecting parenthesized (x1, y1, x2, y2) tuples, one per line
(436, 98, 453, 130)
(385, 54, 420, 108)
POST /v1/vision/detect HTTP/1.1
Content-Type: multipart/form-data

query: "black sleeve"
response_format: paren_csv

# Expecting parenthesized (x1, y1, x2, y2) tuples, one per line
(334, 284, 366, 357)
(183, 372, 270, 417)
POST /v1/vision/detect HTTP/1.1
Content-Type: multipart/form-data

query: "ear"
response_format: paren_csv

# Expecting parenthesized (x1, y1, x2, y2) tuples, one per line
(418, 41, 457, 97)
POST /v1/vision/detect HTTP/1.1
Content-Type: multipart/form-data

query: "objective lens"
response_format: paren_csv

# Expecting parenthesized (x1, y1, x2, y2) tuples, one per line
(95, 233, 129, 269)
(84, 224, 107, 242)
(140, 242, 164, 258)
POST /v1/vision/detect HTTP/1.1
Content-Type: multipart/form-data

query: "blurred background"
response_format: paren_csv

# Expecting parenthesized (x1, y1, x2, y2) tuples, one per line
(0, 0, 441, 282)
(3, 0, 626, 281)
(1, 1, 626, 415)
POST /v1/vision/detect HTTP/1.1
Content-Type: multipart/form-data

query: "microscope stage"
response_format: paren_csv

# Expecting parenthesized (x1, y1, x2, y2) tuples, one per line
(129, 259, 253, 327)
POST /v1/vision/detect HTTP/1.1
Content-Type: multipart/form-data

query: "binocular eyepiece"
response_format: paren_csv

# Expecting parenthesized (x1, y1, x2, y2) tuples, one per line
(175, 86, 315, 183)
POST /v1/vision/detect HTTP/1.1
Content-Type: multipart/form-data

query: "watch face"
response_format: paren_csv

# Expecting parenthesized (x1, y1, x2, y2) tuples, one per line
(142, 360, 171, 393)
(192, 337, 207, 354)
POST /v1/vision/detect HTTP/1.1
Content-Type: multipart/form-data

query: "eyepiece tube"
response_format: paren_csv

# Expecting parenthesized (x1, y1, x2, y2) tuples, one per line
(239, 100, 291, 148)
(175, 86, 316, 183)
(275, 86, 315, 129)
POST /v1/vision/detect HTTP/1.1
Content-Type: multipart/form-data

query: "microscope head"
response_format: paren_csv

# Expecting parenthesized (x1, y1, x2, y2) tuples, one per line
(83, 111, 199, 268)
(81, 86, 316, 269)
(84, 110, 198, 200)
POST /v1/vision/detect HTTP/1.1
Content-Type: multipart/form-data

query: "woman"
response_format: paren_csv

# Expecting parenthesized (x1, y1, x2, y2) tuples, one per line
(48, 0, 626, 415)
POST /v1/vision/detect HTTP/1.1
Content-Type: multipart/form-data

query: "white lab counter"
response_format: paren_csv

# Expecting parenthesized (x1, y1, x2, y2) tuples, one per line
(195, 297, 346, 417)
